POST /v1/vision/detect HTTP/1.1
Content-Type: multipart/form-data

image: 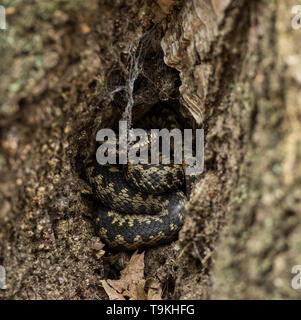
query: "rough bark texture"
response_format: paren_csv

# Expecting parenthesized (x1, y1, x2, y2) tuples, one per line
(0, 0, 300, 299)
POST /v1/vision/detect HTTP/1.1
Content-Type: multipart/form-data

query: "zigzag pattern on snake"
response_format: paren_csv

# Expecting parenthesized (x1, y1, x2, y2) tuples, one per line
(85, 106, 187, 251)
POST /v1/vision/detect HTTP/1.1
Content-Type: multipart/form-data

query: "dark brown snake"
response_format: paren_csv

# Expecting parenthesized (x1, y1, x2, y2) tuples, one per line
(85, 107, 187, 251)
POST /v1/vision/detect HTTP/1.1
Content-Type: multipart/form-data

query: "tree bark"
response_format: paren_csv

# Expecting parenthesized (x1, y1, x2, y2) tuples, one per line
(0, 0, 300, 299)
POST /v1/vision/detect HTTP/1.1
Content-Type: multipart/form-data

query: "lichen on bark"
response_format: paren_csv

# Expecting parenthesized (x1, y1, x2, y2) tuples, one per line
(0, 0, 300, 300)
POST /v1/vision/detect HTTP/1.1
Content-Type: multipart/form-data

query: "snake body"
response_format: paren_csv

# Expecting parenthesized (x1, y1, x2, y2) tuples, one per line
(85, 107, 187, 251)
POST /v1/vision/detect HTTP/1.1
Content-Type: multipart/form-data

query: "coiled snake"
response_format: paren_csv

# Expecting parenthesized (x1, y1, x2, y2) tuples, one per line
(85, 107, 187, 251)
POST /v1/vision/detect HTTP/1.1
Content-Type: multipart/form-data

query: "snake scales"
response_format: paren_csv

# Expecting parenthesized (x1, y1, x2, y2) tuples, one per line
(85, 107, 187, 251)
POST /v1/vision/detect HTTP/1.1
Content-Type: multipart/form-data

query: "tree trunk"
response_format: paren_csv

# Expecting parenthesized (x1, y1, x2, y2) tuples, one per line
(0, 0, 300, 299)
